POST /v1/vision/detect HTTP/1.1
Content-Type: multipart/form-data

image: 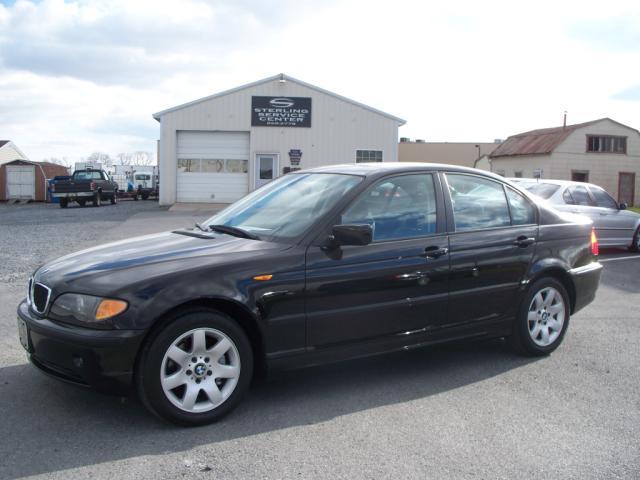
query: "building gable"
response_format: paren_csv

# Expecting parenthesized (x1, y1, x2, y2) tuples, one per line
(0, 141, 29, 166)
(153, 73, 405, 125)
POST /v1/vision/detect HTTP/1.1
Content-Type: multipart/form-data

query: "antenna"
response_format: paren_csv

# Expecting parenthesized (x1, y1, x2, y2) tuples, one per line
(563, 110, 567, 128)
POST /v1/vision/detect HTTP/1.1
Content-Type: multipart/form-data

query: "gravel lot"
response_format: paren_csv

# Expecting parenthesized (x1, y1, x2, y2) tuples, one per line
(0, 201, 638, 480)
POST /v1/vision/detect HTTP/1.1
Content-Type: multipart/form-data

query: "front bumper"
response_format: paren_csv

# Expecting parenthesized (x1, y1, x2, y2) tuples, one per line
(17, 300, 146, 394)
(568, 261, 603, 314)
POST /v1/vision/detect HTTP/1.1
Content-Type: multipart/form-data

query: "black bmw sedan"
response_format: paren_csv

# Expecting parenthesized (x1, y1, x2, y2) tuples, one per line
(17, 163, 603, 425)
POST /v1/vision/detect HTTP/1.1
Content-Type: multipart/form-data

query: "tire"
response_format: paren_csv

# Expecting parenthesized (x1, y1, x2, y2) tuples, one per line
(510, 277, 570, 356)
(136, 309, 253, 426)
(110, 193, 117, 205)
(629, 226, 640, 253)
(93, 191, 101, 207)
(78, 200, 86, 207)
(142, 194, 149, 200)
(59, 198, 68, 208)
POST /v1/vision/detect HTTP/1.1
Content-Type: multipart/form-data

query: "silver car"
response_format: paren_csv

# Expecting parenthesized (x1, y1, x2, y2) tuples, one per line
(511, 178, 640, 251)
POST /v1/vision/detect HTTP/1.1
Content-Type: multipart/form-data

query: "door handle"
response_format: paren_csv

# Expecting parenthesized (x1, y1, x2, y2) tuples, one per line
(513, 236, 535, 247)
(421, 246, 448, 259)
(396, 271, 428, 281)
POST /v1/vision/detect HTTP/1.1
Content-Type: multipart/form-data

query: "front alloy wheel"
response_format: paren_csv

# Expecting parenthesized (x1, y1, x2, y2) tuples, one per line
(137, 309, 253, 426)
(160, 328, 241, 413)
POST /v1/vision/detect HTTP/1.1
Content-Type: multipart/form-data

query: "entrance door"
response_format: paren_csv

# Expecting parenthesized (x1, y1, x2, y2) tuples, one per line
(618, 172, 636, 206)
(255, 154, 278, 189)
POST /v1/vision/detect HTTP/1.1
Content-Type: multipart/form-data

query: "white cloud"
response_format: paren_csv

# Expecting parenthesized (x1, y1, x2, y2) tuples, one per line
(0, 0, 639, 163)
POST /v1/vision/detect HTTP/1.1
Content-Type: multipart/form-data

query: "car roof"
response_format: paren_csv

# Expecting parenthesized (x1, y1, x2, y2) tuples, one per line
(509, 177, 604, 189)
(303, 162, 505, 180)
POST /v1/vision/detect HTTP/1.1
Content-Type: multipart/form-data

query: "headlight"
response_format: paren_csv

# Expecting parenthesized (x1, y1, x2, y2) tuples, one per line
(50, 293, 128, 325)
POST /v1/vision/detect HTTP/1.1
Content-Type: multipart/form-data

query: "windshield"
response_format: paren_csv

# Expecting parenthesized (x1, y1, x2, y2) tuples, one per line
(135, 174, 151, 180)
(519, 182, 561, 199)
(203, 173, 363, 241)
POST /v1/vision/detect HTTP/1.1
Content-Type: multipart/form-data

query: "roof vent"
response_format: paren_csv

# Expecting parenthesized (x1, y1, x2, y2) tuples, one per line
(400, 137, 411, 143)
(494, 139, 503, 144)
(415, 139, 425, 143)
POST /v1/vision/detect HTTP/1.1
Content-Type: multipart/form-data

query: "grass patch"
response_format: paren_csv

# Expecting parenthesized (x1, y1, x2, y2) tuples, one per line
(630, 207, 640, 214)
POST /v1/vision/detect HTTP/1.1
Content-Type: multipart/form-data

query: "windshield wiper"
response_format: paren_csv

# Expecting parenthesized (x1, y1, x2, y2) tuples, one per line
(208, 224, 260, 240)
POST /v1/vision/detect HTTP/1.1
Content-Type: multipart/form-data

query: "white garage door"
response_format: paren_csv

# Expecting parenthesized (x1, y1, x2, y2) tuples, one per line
(177, 131, 249, 203)
(6, 165, 35, 200)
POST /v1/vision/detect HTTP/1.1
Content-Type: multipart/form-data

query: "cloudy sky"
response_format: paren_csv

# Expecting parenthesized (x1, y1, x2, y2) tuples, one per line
(0, 0, 638, 164)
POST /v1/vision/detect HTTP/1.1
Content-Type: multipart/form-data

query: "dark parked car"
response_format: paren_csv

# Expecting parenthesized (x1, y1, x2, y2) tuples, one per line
(17, 164, 603, 425)
(51, 169, 118, 208)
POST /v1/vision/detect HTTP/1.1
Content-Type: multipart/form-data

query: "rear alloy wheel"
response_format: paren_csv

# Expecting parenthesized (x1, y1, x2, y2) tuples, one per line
(137, 310, 253, 426)
(511, 277, 570, 356)
(93, 191, 101, 207)
(629, 226, 640, 253)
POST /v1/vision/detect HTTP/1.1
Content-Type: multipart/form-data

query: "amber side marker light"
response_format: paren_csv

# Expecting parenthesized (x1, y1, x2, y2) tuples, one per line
(591, 228, 599, 256)
(253, 274, 273, 281)
(95, 299, 128, 320)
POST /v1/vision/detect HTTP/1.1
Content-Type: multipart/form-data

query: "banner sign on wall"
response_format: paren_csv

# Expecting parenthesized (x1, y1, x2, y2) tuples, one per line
(251, 97, 312, 127)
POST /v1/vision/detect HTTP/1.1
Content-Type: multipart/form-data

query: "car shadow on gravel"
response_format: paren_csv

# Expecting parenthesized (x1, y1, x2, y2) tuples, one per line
(0, 339, 537, 479)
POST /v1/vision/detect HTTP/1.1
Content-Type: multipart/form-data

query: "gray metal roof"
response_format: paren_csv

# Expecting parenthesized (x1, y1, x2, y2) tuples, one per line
(152, 73, 406, 125)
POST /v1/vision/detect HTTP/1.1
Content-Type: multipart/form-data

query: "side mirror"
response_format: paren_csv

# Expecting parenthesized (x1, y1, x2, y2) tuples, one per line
(327, 224, 373, 248)
(619, 202, 627, 210)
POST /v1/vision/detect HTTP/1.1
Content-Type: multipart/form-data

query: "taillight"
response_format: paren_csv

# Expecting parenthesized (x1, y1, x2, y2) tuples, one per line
(591, 228, 599, 256)
(90, 182, 96, 191)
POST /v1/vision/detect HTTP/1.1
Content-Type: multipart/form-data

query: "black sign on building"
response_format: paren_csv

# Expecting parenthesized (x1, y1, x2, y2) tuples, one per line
(288, 149, 302, 166)
(251, 96, 312, 128)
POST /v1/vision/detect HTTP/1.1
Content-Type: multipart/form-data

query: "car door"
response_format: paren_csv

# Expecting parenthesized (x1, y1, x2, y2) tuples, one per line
(587, 185, 637, 246)
(443, 173, 537, 330)
(305, 172, 450, 348)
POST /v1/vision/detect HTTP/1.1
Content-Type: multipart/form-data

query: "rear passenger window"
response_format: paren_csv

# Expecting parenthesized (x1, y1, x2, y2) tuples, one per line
(506, 188, 535, 225)
(341, 174, 437, 241)
(589, 186, 618, 209)
(446, 174, 511, 231)
(565, 186, 593, 206)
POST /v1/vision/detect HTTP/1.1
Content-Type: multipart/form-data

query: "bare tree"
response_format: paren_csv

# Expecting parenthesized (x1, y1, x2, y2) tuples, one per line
(131, 151, 155, 166)
(116, 151, 155, 166)
(42, 157, 71, 166)
(116, 152, 132, 165)
(87, 152, 113, 167)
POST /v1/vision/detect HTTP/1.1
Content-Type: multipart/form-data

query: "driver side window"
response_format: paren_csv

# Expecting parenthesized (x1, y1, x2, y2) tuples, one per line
(341, 174, 437, 241)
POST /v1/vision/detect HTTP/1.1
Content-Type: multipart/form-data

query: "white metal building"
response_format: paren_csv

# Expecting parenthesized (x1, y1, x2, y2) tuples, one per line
(153, 74, 405, 206)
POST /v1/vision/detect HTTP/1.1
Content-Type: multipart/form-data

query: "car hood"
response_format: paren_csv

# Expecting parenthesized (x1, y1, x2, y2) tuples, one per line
(33, 229, 286, 288)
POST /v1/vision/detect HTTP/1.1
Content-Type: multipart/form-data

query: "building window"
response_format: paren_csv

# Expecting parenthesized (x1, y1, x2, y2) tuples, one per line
(514, 171, 523, 178)
(586, 135, 627, 154)
(571, 170, 589, 182)
(356, 150, 383, 163)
